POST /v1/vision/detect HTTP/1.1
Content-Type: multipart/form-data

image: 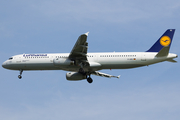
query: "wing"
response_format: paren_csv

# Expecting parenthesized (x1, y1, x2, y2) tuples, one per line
(68, 32, 89, 66)
(92, 71, 120, 79)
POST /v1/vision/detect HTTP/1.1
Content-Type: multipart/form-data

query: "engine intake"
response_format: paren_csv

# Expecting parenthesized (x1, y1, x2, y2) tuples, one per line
(66, 72, 86, 81)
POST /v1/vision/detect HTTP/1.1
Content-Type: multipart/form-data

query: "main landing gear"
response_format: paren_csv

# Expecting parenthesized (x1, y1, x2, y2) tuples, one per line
(79, 68, 93, 83)
(18, 70, 23, 79)
(87, 76, 93, 83)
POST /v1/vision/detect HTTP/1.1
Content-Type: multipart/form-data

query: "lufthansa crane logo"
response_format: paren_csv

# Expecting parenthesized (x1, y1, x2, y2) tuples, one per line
(160, 36, 171, 46)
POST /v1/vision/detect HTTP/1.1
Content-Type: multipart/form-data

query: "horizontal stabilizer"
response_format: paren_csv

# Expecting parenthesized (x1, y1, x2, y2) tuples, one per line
(155, 46, 170, 57)
(167, 59, 177, 63)
(92, 71, 120, 79)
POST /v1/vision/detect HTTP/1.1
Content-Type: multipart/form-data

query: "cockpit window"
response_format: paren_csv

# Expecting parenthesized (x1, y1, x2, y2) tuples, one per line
(9, 57, 13, 60)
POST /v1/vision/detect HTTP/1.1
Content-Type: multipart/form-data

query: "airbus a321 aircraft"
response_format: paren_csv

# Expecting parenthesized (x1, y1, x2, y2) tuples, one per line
(2, 29, 178, 83)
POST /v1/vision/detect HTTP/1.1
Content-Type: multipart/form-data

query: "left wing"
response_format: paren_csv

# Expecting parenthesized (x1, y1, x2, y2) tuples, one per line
(68, 32, 89, 66)
(92, 71, 120, 79)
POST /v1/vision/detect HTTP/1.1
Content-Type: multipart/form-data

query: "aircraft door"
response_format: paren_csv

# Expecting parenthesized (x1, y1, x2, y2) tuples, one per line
(93, 54, 99, 62)
(141, 54, 146, 61)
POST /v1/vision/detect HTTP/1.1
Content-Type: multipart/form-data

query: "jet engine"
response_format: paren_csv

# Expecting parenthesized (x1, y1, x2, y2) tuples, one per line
(53, 58, 74, 66)
(66, 72, 87, 81)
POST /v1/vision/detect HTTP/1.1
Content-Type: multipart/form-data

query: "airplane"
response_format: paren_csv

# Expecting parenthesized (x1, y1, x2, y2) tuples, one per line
(2, 29, 178, 83)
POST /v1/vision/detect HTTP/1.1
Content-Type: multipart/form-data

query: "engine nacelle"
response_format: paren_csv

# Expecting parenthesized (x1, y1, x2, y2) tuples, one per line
(53, 58, 74, 66)
(66, 72, 86, 81)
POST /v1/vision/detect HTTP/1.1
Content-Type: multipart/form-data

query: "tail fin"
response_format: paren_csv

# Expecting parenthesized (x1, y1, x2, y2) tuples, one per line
(146, 29, 175, 52)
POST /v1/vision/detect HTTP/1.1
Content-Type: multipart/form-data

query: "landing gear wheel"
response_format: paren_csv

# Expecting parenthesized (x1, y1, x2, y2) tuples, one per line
(18, 75, 22, 79)
(18, 70, 23, 79)
(87, 77, 93, 83)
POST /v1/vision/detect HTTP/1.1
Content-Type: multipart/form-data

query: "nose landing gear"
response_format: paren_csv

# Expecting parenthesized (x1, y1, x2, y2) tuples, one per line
(18, 70, 23, 79)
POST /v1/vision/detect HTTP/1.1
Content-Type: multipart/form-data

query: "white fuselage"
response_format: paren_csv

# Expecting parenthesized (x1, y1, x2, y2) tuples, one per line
(2, 52, 177, 72)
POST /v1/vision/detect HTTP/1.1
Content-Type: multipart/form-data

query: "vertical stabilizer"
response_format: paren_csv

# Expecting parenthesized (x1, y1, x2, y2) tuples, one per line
(146, 29, 175, 52)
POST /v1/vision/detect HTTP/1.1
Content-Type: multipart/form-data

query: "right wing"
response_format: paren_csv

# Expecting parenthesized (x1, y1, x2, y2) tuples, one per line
(92, 71, 120, 79)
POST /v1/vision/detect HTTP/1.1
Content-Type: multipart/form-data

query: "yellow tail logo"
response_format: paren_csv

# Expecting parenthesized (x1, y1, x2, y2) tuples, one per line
(160, 36, 171, 46)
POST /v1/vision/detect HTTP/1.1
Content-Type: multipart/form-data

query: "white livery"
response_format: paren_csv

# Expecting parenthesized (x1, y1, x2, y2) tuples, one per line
(2, 29, 178, 83)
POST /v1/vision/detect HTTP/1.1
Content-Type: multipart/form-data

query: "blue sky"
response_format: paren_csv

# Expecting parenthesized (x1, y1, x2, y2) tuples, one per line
(0, 0, 180, 120)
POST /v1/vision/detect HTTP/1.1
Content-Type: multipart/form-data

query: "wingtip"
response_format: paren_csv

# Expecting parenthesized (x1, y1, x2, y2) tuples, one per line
(85, 32, 89, 36)
(117, 75, 121, 79)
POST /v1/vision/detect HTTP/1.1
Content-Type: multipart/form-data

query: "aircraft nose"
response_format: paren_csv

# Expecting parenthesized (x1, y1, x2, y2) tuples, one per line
(2, 61, 7, 69)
